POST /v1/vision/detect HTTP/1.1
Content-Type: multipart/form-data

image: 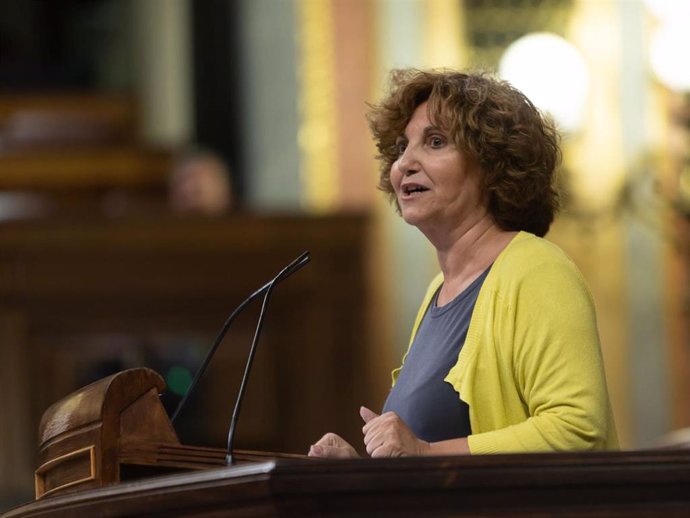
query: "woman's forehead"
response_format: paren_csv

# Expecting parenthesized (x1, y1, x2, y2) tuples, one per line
(403, 99, 452, 134)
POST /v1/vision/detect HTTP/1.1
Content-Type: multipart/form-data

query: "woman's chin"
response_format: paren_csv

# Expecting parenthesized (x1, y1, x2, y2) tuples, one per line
(401, 213, 419, 226)
(400, 208, 426, 227)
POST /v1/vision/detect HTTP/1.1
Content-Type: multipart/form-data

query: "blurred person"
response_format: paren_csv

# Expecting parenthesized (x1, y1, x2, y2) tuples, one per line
(0, 192, 51, 220)
(309, 69, 618, 458)
(168, 148, 234, 215)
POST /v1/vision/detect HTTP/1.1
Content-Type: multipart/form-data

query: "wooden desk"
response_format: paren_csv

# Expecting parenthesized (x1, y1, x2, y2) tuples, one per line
(4, 450, 690, 517)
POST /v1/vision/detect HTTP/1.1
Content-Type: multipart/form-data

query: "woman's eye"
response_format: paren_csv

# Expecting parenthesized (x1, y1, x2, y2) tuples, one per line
(396, 141, 407, 155)
(429, 135, 445, 148)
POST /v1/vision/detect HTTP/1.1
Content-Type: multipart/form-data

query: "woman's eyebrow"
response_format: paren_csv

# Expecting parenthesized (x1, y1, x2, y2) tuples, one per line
(399, 125, 440, 142)
(422, 125, 442, 137)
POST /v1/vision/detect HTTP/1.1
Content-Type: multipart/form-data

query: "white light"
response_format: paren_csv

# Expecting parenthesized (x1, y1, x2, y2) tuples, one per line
(498, 32, 589, 133)
(649, 21, 690, 92)
(643, 0, 690, 23)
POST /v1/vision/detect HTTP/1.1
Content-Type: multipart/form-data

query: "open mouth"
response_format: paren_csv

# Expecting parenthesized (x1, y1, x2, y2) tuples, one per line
(402, 184, 429, 195)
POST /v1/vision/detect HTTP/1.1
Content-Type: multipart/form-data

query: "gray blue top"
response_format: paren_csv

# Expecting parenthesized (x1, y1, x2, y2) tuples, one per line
(382, 266, 491, 442)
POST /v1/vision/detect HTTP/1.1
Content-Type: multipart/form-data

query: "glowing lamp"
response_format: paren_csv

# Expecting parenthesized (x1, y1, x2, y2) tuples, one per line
(649, 22, 690, 92)
(498, 32, 589, 133)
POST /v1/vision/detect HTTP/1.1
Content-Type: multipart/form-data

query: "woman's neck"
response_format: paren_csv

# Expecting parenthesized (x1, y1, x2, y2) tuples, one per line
(430, 216, 516, 306)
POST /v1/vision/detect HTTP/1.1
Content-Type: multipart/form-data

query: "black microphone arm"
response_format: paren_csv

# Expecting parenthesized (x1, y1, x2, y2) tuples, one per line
(170, 251, 311, 426)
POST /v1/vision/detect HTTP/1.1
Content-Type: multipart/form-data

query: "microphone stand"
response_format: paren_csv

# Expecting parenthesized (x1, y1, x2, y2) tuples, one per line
(225, 275, 278, 464)
(170, 252, 311, 431)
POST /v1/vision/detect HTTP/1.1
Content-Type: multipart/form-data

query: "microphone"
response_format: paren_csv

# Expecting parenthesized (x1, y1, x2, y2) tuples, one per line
(170, 251, 311, 433)
(225, 251, 310, 464)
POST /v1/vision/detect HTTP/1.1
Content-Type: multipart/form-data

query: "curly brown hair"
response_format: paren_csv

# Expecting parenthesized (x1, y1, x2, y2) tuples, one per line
(367, 69, 561, 237)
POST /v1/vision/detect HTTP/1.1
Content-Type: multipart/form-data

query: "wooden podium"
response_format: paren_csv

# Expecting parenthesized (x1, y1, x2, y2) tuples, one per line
(33, 368, 232, 499)
(31, 368, 305, 501)
(7, 449, 690, 517)
(5, 368, 690, 516)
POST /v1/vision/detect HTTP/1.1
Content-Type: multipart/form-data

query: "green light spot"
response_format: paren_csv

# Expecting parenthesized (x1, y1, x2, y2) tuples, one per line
(166, 366, 193, 396)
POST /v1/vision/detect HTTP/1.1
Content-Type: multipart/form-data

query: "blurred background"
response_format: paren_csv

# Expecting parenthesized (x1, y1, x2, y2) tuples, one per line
(1, 0, 689, 510)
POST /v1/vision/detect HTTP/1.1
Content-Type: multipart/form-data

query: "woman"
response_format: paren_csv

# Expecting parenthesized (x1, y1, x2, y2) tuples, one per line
(309, 69, 618, 458)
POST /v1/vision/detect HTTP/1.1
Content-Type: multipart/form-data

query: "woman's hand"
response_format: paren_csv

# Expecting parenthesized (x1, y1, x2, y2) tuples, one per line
(308, 433, 360, 458)
(360, 406, 431, 457)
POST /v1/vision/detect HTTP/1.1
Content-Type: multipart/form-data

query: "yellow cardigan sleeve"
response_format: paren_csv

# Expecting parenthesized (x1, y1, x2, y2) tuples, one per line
(467, 260, 618, 453)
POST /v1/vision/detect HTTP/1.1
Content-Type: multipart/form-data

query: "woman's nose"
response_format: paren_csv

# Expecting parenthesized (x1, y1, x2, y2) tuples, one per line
(397, 145, 420, 175)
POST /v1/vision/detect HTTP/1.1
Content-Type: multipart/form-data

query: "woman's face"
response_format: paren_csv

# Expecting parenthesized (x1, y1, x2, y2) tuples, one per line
(390, 101, 486, 235)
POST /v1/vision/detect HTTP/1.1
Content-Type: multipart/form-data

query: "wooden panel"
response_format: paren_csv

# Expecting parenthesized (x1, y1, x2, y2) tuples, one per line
(0, 148, 170, 190)
(0, 213, 376, 505)
(5, 450, 690, 517)
(0, 312, 34, 499)
(0, 93, 137, 149)
(0, 93, 170, 193)
(35, 446, 96, 499)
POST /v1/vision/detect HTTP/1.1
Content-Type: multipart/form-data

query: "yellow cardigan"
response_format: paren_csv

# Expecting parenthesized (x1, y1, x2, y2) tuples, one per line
(393, 231, 618, 454)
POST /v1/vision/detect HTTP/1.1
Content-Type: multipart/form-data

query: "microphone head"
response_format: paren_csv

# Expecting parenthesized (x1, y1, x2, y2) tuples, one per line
(296, 251, 310, 266)
(275, 251, 310, 282)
